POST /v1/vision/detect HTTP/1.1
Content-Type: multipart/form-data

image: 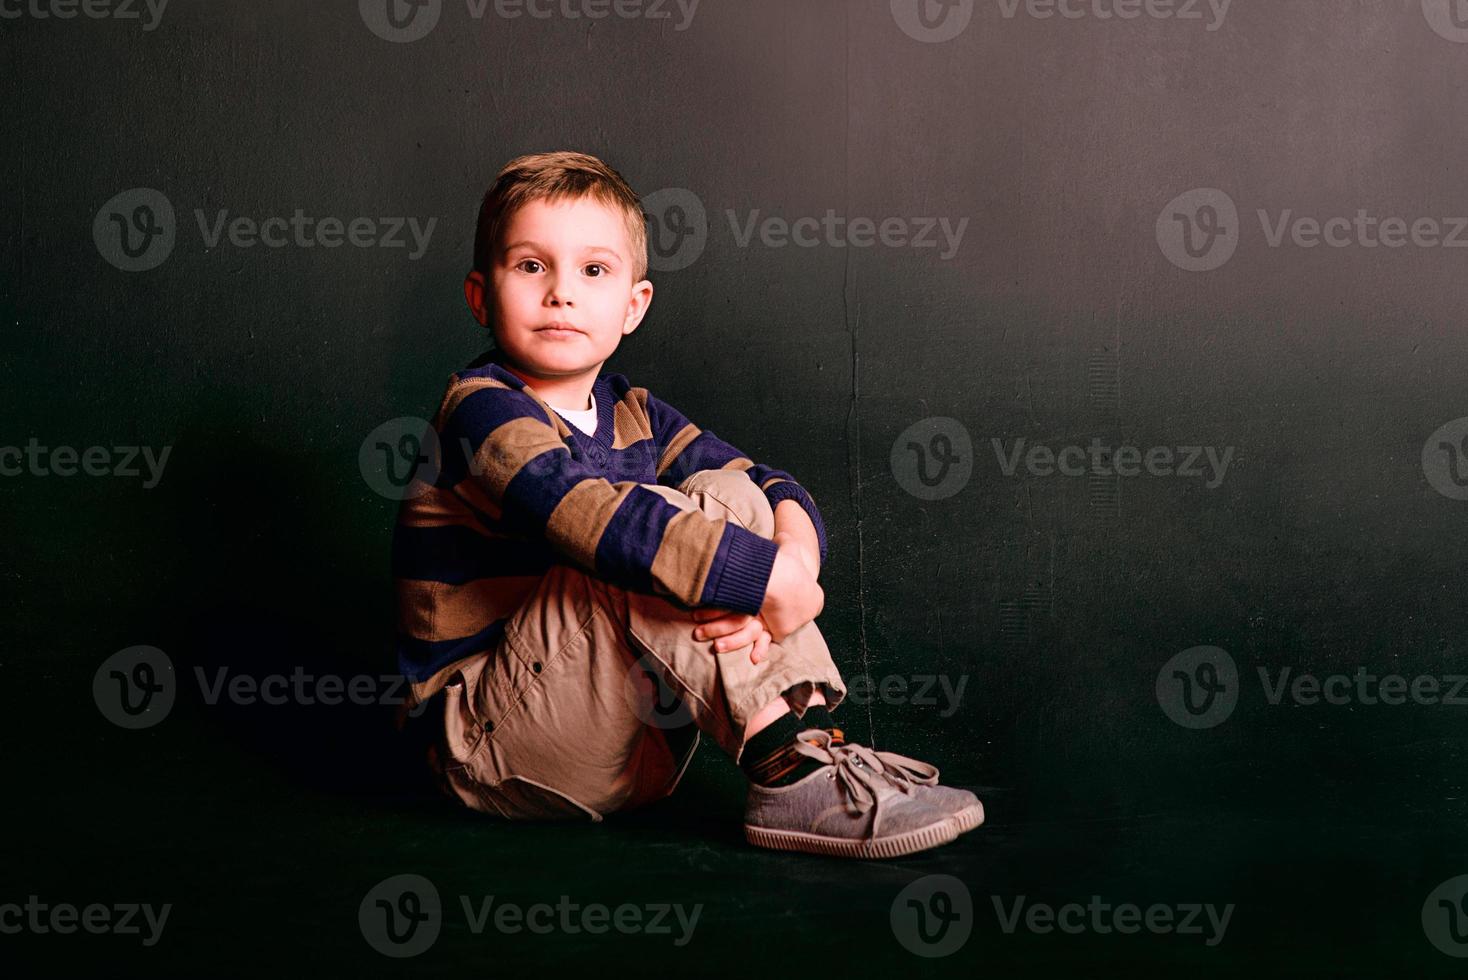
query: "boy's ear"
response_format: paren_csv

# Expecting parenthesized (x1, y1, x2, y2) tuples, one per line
(622, 277, 654, 336)
(463, 270, 490, 327)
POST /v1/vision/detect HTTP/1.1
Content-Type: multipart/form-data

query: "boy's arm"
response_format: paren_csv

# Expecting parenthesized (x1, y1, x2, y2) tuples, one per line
(437, 381, 778, 616)
(644, 390, 829, 570)
(773, 499, 822, 577)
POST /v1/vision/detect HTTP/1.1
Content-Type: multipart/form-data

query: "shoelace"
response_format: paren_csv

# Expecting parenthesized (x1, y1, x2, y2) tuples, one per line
(866, 749, 941, 797)
(790, 730, 902, 841)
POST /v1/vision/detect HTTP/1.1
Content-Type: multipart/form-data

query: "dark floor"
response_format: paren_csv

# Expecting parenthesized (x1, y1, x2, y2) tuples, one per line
(8, 628, 1468, 978)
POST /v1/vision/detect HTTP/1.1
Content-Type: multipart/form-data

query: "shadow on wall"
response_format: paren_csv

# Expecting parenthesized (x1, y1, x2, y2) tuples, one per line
(147, 408, 436, 801)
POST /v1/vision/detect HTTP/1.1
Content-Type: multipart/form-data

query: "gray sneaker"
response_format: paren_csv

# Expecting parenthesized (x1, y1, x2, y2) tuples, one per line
(862, 746, 985, 834)
(743, 730, 960, 859)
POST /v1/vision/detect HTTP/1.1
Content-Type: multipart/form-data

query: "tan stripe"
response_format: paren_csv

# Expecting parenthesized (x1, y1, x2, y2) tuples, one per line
(437, 376, 571, 440)
(626, 385, 651, 420)
(396, 483, 495, 532)
(610, 398, 647, 452)
(647, 506, 721, 606)
(658, 421, 701, 477)
(397, 574, 541, 642)
(462, 415, 568, 497)
(450, 477, 504, 523)
(546, 478, 629, 569)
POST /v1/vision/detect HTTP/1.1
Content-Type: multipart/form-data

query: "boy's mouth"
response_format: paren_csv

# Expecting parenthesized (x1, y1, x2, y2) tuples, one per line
(536, 323, 583, 338)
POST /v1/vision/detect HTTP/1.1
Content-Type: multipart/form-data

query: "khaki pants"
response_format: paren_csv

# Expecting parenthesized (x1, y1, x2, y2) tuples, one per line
(427, 469, 848, 821)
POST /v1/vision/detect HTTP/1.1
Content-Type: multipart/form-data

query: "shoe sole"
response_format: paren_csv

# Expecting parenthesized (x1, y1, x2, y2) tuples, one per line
(744, 818, 958, 859)
(949, 802, 985, 835)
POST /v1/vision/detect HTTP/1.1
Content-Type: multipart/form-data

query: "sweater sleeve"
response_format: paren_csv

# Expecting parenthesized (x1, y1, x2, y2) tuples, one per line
(436, 381, 778, 615)
(644, 390, 829, 568)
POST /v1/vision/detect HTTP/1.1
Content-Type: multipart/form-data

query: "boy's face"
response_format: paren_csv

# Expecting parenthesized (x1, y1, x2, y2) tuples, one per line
(464, 195, 652, 391)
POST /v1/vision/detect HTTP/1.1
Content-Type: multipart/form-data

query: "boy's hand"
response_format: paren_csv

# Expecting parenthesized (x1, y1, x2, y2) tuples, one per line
(758, 535, 825, 643)
(690, 533, 824, 660)
(691, 608, 773, 665)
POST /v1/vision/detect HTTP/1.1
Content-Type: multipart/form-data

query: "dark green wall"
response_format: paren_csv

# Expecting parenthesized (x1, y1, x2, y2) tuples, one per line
(5, 0, 1467, 974)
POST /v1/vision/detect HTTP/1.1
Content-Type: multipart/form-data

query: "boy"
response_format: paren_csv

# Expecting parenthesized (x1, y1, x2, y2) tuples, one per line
(393, 150, 983, 858)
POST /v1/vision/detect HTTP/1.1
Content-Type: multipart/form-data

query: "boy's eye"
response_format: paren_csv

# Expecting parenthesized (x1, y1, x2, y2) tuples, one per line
(584, 263, 607, 277)
(517, 259, 544, 274)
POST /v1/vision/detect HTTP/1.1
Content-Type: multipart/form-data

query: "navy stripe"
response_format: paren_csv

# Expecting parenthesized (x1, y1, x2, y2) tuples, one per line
(664, 430, 743, 486)
(437, 385, 552, 486)
(593, 485, 682, 594)
(501, 449, 592, 530)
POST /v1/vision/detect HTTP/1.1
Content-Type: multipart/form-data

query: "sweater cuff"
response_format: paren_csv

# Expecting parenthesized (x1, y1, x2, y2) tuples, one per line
(763, 481, 828, 567)
(700, 524, 779, 615)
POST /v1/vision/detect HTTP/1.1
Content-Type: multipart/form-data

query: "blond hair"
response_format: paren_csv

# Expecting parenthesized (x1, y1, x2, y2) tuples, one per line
(472, 150, 648, 283)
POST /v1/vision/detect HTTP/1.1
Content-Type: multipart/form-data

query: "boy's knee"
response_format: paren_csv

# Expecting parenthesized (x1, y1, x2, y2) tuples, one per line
(669, 469, 774, 537)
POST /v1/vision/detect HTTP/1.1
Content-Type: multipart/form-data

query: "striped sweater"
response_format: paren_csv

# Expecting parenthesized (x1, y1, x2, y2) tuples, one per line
(392, 347, 829, 705)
